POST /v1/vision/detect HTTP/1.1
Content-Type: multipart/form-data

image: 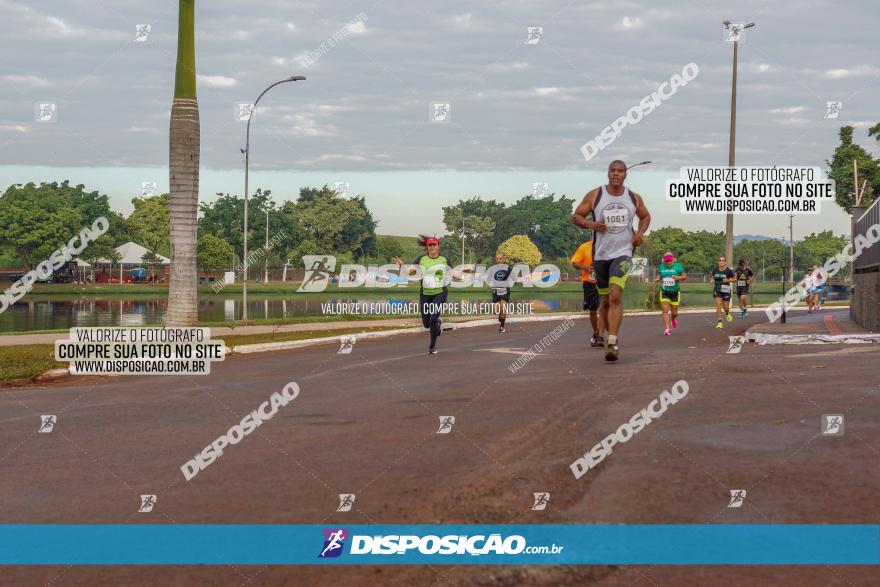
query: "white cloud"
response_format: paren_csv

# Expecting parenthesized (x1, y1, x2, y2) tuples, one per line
(286, 22, 296, 31)
(317, 154, 368, 162)
(778, 117, 811, 126)
(345, 21, 366, 35)
(615, 16, 644, 31)
(453, 13, 472, 27)
(488, 62, 529, 72)
(770, 106, 808, 114)
(823, 65, 880, 78)
(197, 75, 238, 88)
(534, 87, 560, 97)
(0, 124, 30, 133)
(0, 74, 50, 87)
(748, 63, 773, 73)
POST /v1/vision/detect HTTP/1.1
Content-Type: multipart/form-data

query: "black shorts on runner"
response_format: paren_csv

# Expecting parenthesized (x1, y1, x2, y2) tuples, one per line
(713, 290, 732, 301)
(736, 286, 749, 297)
(593, 256, 631, 295)
(491, 289, 510, 304)
(582, 281, 599, 311)
(660, 290, 680, 304)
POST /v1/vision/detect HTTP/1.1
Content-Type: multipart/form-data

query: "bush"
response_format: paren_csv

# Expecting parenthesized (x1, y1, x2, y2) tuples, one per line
(497, 235, 541, 266)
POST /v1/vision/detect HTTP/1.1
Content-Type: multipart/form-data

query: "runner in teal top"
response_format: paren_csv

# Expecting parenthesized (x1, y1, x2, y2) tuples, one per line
(654, 252, 686, 335)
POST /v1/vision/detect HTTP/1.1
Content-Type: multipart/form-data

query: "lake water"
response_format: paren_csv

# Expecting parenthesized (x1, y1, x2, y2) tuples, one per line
(0, 287, 849, 332)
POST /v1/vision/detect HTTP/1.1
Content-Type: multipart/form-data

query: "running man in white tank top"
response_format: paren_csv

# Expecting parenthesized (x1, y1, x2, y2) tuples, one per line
(572, 160, 651, 361)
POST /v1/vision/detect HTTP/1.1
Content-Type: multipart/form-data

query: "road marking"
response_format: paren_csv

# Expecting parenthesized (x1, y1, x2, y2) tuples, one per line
(823, 314, 842, 334)
(785, 346, 878, 358)
(475, 347, 545, 356)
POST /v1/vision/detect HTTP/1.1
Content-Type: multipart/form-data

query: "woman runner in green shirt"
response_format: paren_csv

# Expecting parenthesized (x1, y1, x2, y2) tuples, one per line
(655, 252, 687, 336)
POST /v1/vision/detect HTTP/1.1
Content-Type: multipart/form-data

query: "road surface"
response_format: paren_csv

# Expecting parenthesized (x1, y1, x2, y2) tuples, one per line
(1, 310, 878, 585)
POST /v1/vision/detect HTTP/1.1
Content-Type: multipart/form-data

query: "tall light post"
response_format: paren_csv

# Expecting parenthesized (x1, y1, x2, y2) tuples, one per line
(263, 209, 269, 284)
(242, 75, 306, 321)
(723, 20, 754, 265)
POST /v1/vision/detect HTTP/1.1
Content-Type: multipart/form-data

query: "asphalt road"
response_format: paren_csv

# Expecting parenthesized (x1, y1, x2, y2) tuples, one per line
(1, 309, 878, 586)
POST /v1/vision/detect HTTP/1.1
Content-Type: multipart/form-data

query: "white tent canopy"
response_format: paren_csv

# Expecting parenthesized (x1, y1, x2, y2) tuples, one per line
(98, 242, 170, 265)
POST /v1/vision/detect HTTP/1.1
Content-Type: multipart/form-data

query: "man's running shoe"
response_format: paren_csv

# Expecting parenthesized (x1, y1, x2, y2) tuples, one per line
(671, 317, 678, 329)
(590, 335, 604, 348)
(725, 313, 733, 322)
(429, 346, 438, 355)
(499, 326, 506, 333)
(604, 343, 619, 362)
(716, 320, 723, 329)
(664, 328, 671, 336)
(742, 308, 749, 317)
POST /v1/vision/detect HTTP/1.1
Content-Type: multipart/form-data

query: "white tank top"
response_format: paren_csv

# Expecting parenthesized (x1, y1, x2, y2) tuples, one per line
(593, 185, 637, 261)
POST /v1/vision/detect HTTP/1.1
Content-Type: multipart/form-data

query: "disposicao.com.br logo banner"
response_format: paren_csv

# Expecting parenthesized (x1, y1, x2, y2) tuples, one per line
(2, 525, 879, 565)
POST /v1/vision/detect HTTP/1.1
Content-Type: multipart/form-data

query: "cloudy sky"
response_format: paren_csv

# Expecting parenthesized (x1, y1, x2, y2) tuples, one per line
(0, 0, 877, 238)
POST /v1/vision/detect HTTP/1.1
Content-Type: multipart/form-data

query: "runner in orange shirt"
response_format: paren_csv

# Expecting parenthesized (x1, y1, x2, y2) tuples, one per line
(571, 239, 605, 347)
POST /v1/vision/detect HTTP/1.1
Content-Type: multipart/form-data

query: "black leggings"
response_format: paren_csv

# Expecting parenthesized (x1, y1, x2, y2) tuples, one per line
(420, 289, 448, 347)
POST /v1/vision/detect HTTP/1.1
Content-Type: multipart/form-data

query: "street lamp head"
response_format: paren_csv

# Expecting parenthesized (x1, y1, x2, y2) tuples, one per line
(288, 75, 306, 81)
(723, 20, 731, 26)
(744, 22, 755, 29)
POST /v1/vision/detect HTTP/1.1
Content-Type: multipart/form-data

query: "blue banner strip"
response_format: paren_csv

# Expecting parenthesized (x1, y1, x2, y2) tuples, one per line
(1, 525, 878, 565)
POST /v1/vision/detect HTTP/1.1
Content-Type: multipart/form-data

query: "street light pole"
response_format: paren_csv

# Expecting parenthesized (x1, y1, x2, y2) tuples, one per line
(264, 209, 269, 284)
(242, 75, 306, 321)
(723, 21, 754, 265)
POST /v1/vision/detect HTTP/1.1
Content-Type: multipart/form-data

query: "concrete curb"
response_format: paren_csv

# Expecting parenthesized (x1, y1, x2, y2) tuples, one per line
(224, 309, 733, 355)
(20, 307, 853, 381)
(746, 332, 880, 345)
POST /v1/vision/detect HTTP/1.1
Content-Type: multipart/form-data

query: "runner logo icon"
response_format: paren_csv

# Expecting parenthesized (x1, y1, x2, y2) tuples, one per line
(822, 414, 844, 435)
(437, 416, 455, 434)
(138, 494, 157, 513)
(38, 415, 57, 433)
(337, 494, 356, 512)
(728, 489, 746, 508)
(319, 528, 348, 558)
(531, 492, 550, 511)
(299, 255, 337, 292)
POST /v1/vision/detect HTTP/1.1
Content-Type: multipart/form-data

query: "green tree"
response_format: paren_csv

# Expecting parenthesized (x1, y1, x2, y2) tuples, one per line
(826, 125, 879, 213)
(141, 251, 164, 282)
(443, 197, 504, 261)
(82, 241, 120, 282)
(497, 235, 541, 266)
(128, 193, 171, 256)
(196, 234, 235, 273)
(494, 195, 580, 258)
(642, 227, 723, 274)
(375, 235, 404, 261)
(734, 238, 787, 281)
(167, 0, 200, 325)
(282, 186, 374, 254)
(800, 230, 847, 266)
(199, 189, 291, 256)
(288, 239, 322, 268)
(0, 181, 115, 269)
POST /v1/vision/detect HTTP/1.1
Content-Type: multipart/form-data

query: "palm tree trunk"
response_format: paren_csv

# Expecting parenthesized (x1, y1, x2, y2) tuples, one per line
(167, 0, 199, 326)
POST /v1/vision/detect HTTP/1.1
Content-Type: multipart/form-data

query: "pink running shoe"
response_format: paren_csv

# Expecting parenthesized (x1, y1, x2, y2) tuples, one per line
(671, 318, 678, 329)
(664, 328, 672, 336)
